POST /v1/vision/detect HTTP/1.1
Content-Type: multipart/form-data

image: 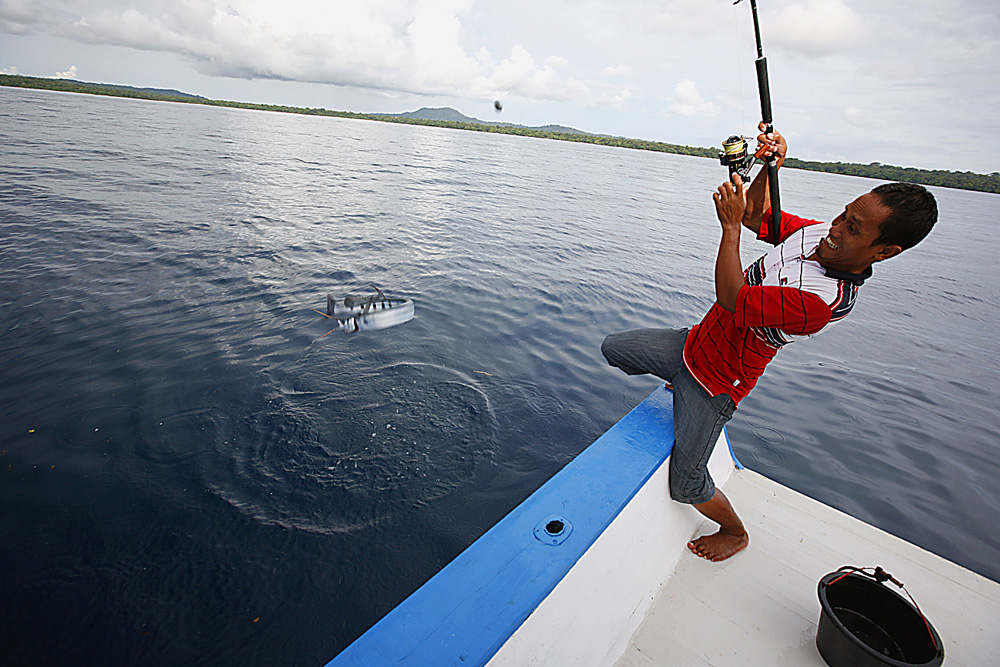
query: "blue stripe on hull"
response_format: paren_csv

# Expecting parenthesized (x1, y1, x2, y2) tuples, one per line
(326, 385, 677, 667)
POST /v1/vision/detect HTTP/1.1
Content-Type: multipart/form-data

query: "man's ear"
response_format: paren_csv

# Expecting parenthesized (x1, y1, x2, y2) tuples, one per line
(874, 244, 902, 262)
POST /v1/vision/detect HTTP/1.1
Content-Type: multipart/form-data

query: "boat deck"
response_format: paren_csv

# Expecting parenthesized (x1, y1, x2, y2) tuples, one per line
(616, 469, 1000, 667)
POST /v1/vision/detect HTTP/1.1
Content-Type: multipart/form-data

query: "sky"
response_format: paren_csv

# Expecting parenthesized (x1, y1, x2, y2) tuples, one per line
(1, 0, 998, 174)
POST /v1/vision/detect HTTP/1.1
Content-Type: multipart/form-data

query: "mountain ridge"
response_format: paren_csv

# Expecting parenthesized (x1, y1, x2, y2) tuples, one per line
(384, 106, 593, 137)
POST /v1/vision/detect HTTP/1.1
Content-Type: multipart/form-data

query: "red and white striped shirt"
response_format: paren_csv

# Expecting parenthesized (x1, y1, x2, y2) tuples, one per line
(682, 209, 870, 404)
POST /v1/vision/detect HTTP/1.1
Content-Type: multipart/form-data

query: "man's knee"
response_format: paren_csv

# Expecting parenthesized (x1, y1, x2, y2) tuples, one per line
(600, 334, 612, 354)
(601, 331, 623, 359)
(601, 331, 634, 371)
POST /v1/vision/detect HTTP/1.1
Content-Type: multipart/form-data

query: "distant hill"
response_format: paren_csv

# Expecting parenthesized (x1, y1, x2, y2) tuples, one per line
(385, 107, 592, 137)
(100, 83, 205, 100)
(392, 107, 481, 123)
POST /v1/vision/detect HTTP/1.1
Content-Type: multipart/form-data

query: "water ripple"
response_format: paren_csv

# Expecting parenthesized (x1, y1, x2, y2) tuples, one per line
(206, 363, 496, 534)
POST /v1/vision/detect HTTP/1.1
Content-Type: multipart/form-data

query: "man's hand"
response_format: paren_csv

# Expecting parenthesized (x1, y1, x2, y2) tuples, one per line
(741, 122, 788, 235)
(713, 173, 747, 313)
(714, 173, 747, 233)
(754, 121, 787, 168)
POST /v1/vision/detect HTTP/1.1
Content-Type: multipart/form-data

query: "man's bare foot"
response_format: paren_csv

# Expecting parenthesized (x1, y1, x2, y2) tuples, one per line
(687, 528, 749, 562)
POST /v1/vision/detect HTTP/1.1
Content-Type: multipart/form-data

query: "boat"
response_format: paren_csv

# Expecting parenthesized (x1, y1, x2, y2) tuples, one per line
(324, 385, 1000, 666)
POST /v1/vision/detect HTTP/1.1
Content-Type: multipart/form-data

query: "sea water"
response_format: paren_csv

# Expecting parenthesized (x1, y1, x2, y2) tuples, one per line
(1, 86, 998, 666)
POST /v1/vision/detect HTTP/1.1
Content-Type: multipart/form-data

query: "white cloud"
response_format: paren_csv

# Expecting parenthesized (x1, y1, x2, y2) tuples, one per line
(642, 0, 730, 38)
(0, 0, 41, 34)
(841, 105, 876, 127)
(600, 64, 632, 79)
(474, 46, 494, 67)
(666, 79, 719, 118)
(0, 0, 37, 23)
(3, 0, 592, 104)
(769, 0, 864, 58)
(588, 86, 631, 111)
(490, 44, 588, 101)
(0, 20, 28, 35)
(51, 64, 77, 79)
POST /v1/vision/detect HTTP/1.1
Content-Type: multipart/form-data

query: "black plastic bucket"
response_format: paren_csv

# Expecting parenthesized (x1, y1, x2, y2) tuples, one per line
(817, 567, 944, 667)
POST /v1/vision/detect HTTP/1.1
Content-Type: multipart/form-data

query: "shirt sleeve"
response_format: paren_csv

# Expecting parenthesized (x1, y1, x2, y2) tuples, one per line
(734, 284, 832, 335)
(758, 209, 824, 246)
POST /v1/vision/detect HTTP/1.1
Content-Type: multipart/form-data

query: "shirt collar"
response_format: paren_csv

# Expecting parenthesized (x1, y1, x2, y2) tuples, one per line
(822, 264, 872, 286)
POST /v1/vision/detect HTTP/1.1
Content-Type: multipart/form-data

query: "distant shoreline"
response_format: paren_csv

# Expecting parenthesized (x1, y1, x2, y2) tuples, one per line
(3, 74, 997, 194)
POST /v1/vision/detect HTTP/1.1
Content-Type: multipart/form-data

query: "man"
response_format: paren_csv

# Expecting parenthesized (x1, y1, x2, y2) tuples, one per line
(601, 124, 938, 562)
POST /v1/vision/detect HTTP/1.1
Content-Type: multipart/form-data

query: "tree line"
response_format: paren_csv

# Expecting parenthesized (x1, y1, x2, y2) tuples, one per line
(3, 74, 997, 194)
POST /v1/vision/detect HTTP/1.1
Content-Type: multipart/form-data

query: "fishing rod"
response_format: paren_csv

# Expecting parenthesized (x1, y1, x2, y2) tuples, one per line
(719, 0, 782, 245)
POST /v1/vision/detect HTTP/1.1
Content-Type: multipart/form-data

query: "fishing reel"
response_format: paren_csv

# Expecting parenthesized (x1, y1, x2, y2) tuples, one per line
(719, 135, 756, 182)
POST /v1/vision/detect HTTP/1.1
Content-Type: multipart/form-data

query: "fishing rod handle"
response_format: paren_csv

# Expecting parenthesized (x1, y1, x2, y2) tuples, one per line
(767, 160, 781, 245)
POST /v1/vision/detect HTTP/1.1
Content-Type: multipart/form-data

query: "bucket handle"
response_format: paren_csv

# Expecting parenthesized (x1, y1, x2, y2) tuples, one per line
(825, 566, 939, 653)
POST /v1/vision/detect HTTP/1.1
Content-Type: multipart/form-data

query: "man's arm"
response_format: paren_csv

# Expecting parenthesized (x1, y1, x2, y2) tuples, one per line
(713, 173, 747, 313)
(741, 123, 787, 236)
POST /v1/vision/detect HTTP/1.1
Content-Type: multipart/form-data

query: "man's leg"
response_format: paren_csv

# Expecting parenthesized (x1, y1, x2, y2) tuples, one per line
(689, 489, 748, 561)
(670, 369, 747, 562)
(601, 328, 687, 382)
(603, 329, 747, 560)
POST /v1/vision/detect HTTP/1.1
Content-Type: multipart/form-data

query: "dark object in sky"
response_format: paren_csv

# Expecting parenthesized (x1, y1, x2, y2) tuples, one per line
(494, 99, 503, 112)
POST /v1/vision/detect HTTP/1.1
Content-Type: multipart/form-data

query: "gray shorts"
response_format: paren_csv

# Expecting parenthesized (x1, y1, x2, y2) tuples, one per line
(601, 328, 735, 505)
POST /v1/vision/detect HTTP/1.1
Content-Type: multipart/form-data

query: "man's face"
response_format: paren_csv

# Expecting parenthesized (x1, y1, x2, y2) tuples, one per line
(814, 192, 899, 274)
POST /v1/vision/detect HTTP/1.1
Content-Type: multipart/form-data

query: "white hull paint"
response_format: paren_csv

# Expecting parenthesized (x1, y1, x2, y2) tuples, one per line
(486, 429, 735, 667)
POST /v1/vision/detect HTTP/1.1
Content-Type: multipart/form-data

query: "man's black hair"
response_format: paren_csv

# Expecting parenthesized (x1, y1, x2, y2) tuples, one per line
(871, 182, 937, 251)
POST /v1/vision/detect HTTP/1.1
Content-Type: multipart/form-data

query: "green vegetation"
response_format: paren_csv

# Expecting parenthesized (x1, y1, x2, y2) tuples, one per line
(782, 158, 998, 195)
(3, 73, 997, 194)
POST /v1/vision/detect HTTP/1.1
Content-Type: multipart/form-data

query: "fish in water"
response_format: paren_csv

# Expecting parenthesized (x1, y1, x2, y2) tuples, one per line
(325, 286, 415, 333)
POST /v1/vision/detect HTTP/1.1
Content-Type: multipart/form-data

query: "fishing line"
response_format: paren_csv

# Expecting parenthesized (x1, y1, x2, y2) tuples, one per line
(799, 210, 808, 335)
(732, 3, 747, 137)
